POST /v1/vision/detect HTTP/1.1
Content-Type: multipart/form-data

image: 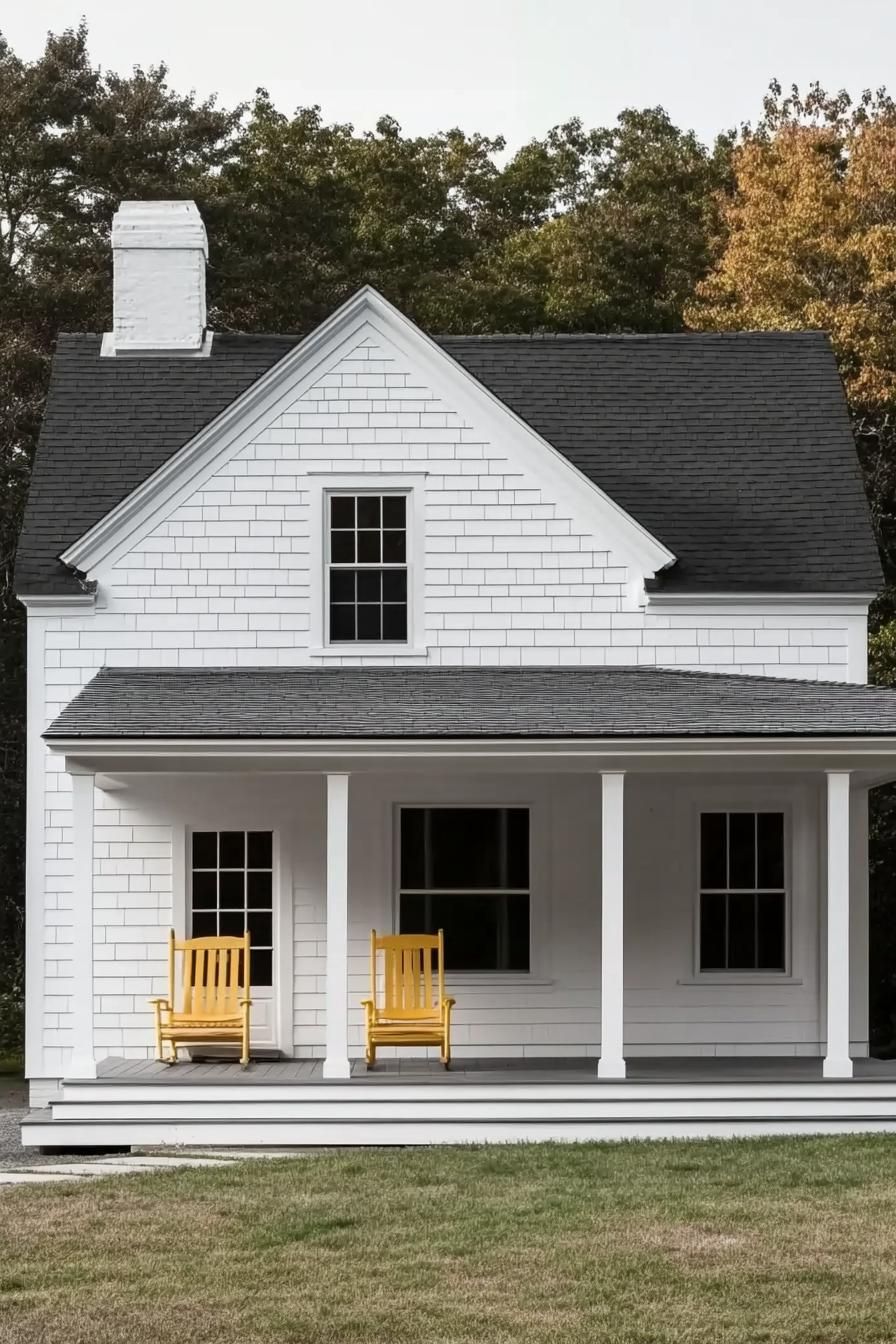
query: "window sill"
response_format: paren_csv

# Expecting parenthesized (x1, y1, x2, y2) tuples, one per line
(677, 975, 803, 986)
(446, 975, 554, 988)
(308, 645, 429, 660)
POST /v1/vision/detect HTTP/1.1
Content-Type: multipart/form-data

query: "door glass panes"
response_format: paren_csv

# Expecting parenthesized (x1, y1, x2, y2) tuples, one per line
(190, 831, 274, 985)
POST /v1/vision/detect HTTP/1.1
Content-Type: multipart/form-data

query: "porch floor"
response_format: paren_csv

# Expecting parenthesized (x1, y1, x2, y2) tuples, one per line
(86, 1055, 896, 1086)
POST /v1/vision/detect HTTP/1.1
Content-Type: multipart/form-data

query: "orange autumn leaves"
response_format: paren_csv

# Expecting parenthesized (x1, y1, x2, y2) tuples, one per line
(688, 112, 896, 413)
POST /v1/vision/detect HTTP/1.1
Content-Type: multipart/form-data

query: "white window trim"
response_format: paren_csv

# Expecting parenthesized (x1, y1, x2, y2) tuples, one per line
(688, 799, 795, 982)
(307, 472, 428, 659)
(390, 800, 548, 984)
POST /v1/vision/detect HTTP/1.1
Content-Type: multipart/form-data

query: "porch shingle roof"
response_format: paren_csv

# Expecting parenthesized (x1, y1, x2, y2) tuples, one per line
(44, 666, 896, 740)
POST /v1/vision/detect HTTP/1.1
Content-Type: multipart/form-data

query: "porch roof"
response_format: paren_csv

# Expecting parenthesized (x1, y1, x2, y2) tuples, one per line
(44, 664, 896, 741)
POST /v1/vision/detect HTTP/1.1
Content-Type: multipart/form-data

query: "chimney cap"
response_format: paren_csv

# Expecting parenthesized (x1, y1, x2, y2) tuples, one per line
(111, 200, 208, 255)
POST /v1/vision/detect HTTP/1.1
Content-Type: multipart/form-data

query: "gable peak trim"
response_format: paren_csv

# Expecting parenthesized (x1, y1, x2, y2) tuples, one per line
(59, 286, 675, 582)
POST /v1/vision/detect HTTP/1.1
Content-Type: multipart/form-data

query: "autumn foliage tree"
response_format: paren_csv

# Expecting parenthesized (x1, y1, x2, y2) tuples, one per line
(687, 83, 896, 594)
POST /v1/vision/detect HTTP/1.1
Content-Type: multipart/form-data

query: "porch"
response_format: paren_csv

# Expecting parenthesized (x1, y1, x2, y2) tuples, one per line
(31, 664, 896, 1143)
(21, 1054, 896, 1149)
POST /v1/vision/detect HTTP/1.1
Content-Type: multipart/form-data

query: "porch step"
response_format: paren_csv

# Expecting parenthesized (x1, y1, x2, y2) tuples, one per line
(21, 1075, 896, 1147)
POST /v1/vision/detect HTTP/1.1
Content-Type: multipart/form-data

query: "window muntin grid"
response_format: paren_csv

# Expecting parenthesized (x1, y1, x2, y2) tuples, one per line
(328, 493, 408, 643)
(190, 830, 274, 986)
(699, 812, 786, 972)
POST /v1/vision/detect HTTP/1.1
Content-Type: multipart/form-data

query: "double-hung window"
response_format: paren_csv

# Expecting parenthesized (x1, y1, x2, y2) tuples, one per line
(699, 812, 786, 973)
(328, 493, 408, 643)
(398, 806, 530, 972)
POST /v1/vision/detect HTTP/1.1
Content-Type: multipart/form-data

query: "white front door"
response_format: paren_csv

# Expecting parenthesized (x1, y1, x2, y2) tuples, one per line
(189, 828, 277, 1051)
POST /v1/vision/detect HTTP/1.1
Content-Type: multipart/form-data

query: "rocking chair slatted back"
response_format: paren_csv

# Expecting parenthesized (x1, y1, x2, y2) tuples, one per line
(173, 933, 250, 1020)
(371, 931, 444, 1020)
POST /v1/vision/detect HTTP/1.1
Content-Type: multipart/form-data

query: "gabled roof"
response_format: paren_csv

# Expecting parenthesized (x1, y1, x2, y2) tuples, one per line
(45, 665, 896, 740)
(15, 319, 881, 596)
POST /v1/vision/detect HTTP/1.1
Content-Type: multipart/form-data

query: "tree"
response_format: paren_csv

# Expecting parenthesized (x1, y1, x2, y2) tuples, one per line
(483, 109, 732, 332)
(0, 24, 241, 1033)
(687, 82, 896, 577)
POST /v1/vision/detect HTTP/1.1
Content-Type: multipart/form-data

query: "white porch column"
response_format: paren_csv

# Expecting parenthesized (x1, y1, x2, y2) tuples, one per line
(323, 772, 351, 1080)
(824, 771, 853, 1079)
(68, 767, 97, 1079)
(598, 771, 626, 1080)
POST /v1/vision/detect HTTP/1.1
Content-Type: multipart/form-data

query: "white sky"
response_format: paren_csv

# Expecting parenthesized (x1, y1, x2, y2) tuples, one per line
(5, 0, 896, 149)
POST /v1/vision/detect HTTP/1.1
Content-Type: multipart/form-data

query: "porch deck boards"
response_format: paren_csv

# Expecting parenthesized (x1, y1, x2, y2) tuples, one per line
(88, 1056, 896, 1086)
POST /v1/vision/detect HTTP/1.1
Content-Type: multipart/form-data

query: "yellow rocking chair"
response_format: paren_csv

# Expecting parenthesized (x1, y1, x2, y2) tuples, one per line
(362, 929, 455, 1069)
(150, 930, 252, 1067)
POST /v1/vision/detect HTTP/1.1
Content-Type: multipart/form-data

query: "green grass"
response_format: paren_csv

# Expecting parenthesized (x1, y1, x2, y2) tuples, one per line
(3, 1136, 896, 1343)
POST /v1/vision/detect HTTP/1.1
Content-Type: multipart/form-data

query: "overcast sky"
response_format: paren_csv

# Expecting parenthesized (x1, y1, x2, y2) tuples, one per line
(7, 0, 896, 149)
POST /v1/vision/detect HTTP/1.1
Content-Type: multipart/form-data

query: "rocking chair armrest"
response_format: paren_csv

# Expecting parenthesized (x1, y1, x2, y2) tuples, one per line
(148, 997, 170, 1007)
(441, 997, 456, 1008)
(239, 996, 252, 1007)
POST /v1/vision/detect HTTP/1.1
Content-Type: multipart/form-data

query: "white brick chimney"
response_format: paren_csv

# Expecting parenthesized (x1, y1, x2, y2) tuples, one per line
(109, 200, 209, 354)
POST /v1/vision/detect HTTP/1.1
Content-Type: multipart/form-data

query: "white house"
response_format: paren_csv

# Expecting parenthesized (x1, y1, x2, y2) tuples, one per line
(15, 199, 896, 1146)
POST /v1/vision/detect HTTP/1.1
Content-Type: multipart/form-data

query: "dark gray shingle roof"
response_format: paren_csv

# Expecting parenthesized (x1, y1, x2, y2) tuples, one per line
(45, 666, 896, 740)
(16, 327, 881, 595)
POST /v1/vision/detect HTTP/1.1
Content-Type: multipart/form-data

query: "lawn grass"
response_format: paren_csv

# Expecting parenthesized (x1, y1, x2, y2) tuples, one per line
(2, 1135, 896, 1343)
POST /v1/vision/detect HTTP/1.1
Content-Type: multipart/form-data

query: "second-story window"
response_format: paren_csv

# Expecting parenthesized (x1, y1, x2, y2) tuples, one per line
(328, 493, 408, 643)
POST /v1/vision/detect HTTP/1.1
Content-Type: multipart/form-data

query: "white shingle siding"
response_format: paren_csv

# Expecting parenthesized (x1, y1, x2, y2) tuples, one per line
(28, 333, 868, 1079)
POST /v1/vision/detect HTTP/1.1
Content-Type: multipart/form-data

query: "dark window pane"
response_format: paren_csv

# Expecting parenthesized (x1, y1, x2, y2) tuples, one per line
(357, 604, 381, 640)
(329, 569, 355, 603)
(727, 892, 756, 969)
(757, 893, 786, 970)
(434, 892, 499, 971)
(700, 814, 726, 889)
(357, 496, 381, 528)
(506, 810, 530, 887)
(401, 811, 425, 888)
(383, 531, 406, 563)
(757, 813, 785, 888)
(191, 871, 217, 910)
(330, 602, 356, 641)
(219, 832, 245, 869)
(357, 530, 381, 563)
(219, 871, 245, 909)
(399, 891, 426, 931)
(382, 570, 407, 602)
(330, 496, 355, 528)
(357, 570, 382, 602)
(382, 604, 407, 642)
(252, 948, 273, 987)
(700, 892, 726, 970)
(399, 889, 530, 974)
(247, 911, 273, 948)
(506, 894, 530, 971)
(428, 809, 502, 889)
(192, 832, 217, 868)
(191, 911, 217, 939)
(331, 530, 356, 563)
(382, 496, 406, 528)
(247, 832, 272, 869)
(728, 814, 756, 889)
(247, 870, 273, 908)
(220, 910, 246, 939)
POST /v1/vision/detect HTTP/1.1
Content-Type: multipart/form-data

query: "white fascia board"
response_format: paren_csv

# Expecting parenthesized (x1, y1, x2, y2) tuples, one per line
(19, 593, 96, 615)
(646, 591, 876, 614)
(46, 735, 896, 765)
(60, 286, 675, 583)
